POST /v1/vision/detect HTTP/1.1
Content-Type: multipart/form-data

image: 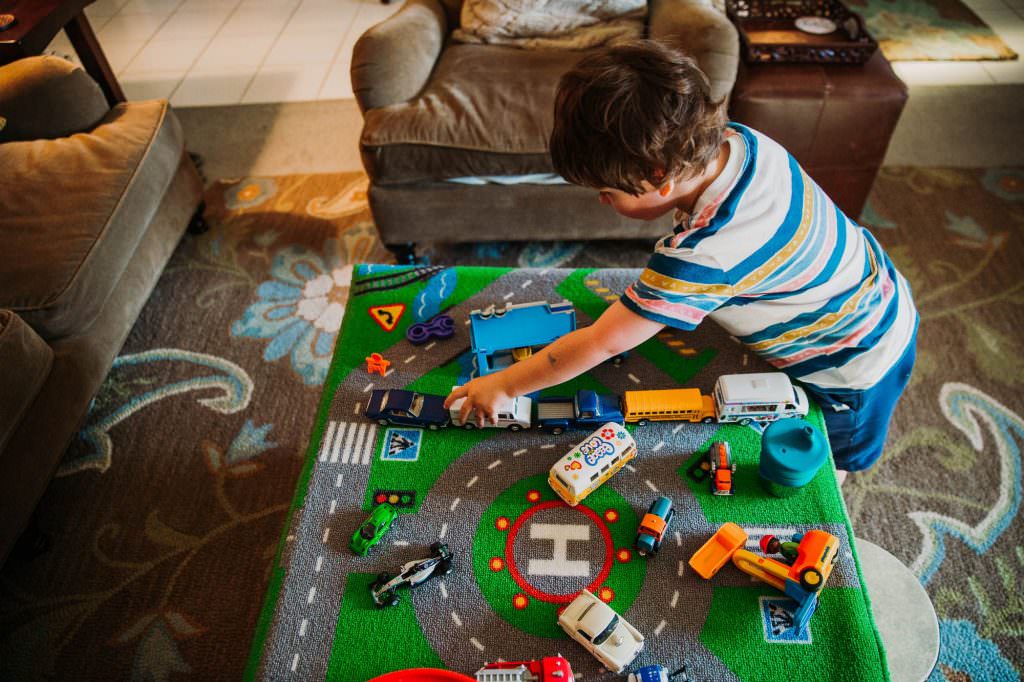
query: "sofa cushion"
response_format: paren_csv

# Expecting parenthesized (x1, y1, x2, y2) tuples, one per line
(0, 310, 53, 454)
(360, 43, 585, 183)
(0, 99, 185, 339)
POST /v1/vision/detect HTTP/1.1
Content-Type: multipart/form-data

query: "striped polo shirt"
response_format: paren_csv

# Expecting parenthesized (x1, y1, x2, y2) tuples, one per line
(622, 123, 917, 392)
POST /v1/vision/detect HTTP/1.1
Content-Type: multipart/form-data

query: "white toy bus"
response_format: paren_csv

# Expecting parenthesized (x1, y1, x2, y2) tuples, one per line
(548, 423, 637, 506)
(713, 372, 809, 424)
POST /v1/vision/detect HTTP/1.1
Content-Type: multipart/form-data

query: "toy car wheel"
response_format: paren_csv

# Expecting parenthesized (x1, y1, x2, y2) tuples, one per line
(739, 418, 752, 426)
(429, 424, 440, 431)
(637, 549, 647, 557)
(637, 419, 649, 426)
(702, 416, 715, 424)
(377, 572, 390, 583)
(508, 424, 522, 432)
(462, 422, 476, 430)
(709, 457, 718, 472)
(438, 559, 453, 576)
(799, 567, 825, 592)
(377, 419, 389, 426)
(550, 426, 565, 435)
(429, 542, 443, 554)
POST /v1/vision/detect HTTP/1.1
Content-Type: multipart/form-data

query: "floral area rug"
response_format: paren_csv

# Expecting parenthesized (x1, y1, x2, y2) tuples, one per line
(846, 0, 1018, 60)
(1, 168, 1022, 681)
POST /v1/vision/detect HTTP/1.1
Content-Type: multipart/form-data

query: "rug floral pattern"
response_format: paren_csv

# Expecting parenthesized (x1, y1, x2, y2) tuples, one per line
(847, 0, 1018, 60)
(0, 168, 1021, 681)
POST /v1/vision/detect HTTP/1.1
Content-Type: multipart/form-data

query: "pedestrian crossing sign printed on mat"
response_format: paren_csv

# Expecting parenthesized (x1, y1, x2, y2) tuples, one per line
(761, 596, 813, 644)
(381, 428, 422, 462)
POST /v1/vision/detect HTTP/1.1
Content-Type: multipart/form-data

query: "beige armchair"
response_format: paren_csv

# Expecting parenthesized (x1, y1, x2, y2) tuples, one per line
(351, 0, 739, 263)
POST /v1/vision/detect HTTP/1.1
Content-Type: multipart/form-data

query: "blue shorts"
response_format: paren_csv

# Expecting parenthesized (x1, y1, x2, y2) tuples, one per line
(799, 336, 917, 472)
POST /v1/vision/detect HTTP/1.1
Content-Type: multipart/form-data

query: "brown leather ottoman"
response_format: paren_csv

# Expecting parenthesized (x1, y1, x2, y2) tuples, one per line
(729, 51, 907, 220)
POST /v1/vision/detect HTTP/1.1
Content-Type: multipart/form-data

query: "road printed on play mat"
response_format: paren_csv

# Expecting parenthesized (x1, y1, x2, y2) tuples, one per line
(261, 269, 540, 679)
(260, 268, 865, 680)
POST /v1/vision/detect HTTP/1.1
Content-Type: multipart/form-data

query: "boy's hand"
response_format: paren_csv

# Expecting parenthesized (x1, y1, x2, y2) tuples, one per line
(444, 374, 513, 427)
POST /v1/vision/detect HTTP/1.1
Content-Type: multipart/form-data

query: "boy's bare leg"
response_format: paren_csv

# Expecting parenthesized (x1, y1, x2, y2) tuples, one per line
(835, 469, 848, 486)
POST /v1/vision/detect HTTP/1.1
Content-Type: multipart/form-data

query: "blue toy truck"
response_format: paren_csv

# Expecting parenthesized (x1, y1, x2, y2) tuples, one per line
(628, 664, 689, 682)
(635, 496, 675, 556)
(536, 390, 624, 434)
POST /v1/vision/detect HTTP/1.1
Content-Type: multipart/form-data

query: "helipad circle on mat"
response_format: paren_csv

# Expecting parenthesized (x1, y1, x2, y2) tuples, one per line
(472, 473, 645, 639)
(504, 500, 614, 603)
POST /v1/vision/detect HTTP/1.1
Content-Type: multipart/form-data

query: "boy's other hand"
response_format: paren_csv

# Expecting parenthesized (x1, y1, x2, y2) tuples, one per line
(444, 374, 513, 427)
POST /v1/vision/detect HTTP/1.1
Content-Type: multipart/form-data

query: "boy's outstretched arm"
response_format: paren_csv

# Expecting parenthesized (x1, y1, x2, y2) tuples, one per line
(443, 301, 665, 425)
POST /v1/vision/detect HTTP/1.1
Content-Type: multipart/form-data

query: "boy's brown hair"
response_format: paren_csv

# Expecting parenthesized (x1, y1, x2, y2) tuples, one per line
(550, 40, 727, 195)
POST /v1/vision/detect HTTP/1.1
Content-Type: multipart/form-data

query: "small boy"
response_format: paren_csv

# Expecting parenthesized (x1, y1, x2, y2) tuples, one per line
(444, 40, 917, 478)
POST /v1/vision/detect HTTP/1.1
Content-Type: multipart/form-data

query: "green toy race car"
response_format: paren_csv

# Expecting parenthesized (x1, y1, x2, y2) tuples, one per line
(350, 503, 398, 556)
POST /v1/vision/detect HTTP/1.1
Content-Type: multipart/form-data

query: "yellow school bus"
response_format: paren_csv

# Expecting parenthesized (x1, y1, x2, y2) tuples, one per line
(622, 388, 716, 425)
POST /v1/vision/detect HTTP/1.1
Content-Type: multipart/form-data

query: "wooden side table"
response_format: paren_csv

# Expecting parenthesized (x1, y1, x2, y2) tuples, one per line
(0, 0, 124, 106)
(729, 51, 908, 221)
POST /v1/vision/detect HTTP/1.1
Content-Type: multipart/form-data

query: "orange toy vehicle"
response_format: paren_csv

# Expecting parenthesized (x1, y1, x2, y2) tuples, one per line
(689, 522, 841, 631)
(708, 441, 736, 496)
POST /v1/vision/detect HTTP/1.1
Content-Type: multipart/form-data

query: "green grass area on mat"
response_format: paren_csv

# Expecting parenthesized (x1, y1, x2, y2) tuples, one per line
(676, 409, 846, 525)
(326, 572, 444, 680)
(700, 585, 888, 681)
(472, 473, 645, 639)
(246, 266, 508, 677)
(556, 269, 716, 386)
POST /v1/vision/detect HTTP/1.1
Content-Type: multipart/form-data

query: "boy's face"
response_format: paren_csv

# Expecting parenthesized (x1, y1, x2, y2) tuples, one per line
(597, 181, 677, 221)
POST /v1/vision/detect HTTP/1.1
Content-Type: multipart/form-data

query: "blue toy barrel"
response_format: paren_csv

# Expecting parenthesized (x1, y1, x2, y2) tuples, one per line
(759, 419, 828, 497)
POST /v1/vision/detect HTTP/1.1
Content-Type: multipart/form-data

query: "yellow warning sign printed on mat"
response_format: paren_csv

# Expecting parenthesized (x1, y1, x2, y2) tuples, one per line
(368, 304, 406, 332)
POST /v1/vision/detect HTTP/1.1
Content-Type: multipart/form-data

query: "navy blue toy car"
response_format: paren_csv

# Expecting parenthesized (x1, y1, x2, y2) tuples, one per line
(366, 389, 450, 430)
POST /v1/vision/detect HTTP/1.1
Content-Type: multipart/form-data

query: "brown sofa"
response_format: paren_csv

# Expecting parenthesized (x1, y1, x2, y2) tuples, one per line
(0, 57, 204, 565)
(352, 0, 740, 262)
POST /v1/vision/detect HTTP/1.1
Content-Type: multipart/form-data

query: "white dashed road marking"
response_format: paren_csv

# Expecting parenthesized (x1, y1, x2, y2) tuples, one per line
(521, 280, 533, 288)
(440, 581, 448, 599)
(319, 421, 338, 461)
(450, 497, 461, 512)
(503, 292, 515, 300)
(307, 587, 317, 605)
(678, 560, 686, 577)
(675, 531, 682, 547)
(353, 402, 361, 415)
(466, 476, 479, 488)
(671, 590, 679, 608)
(299, 619, 308, 637)
(321, 527, 330, 544)
(653, 441, 665, 452)
(291, 653, 300, 672)
(328, 500, 337, 515)
(439, 523, 448, 540)
(315, 556, 323, 572)
(625, 464, 637, 473)
(335, 473, 344, 487)
(452, 612, 463, 627)
(513, 448, 528, 457)
(488, 460, 502, 470)
(540, 444, 555, 450)
(395, 540, 409, 546)
(645, 480, 659, 493)
(470, 637, 486, 651)
(363, 382, 374, 393)
(628, 373, 641, 384)
(673, 424, 685, 434)
(404, 355, 416, 364)
(655, 619, 667, 635)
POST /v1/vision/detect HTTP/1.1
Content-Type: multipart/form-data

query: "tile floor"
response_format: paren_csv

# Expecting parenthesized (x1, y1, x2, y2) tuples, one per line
(44, 0, 405, 106)
(43, 0, 1024, 107)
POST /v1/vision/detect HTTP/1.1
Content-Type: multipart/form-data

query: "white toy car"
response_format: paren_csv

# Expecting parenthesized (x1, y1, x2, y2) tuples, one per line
(449, 387, 532, 431)
(557, 590, 644, 673)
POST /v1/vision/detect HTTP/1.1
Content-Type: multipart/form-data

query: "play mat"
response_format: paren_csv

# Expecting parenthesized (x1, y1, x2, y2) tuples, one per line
(246, 265, 889, 681)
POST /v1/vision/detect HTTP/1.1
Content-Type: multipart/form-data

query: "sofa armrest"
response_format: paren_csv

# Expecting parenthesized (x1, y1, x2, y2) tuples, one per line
(0, 310, 53, 455)
(648, 0, 740, 102)
(351, 0, 448, 112)
(0, 56, 109, 143)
